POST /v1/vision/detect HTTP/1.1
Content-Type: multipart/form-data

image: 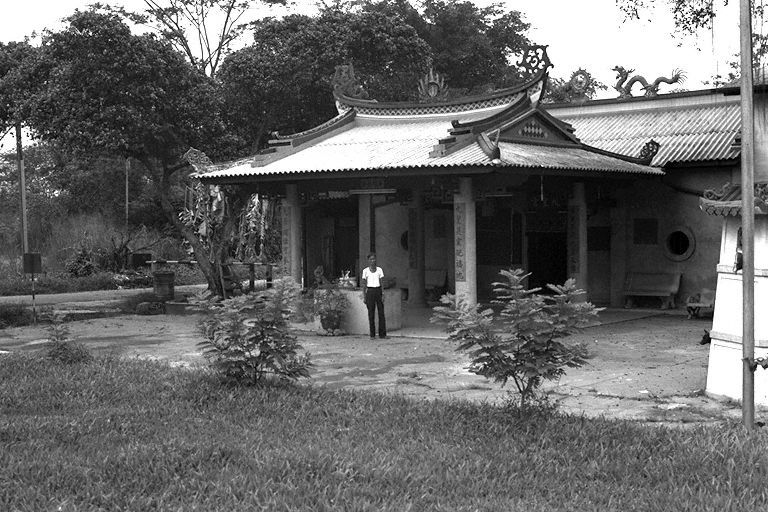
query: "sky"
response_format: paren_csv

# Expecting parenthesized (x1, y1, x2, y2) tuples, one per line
(0, 0, 744, 99)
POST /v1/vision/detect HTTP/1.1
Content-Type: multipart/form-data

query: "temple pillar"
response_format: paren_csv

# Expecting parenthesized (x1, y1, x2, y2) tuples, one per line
(408, 191, 426, 305)
(281, 184, 302, 285)
(609, 188, 628, 307)
(358, 194, 372, 281)
(568, 182, 589, 298)
(454, 177, 477, 305)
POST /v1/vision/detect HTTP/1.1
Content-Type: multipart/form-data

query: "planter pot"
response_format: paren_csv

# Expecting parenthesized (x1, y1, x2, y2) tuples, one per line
(320, 311, 342, 331)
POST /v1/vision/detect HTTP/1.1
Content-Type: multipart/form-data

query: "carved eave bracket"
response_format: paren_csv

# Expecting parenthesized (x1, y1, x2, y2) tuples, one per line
(699, 182, 768, 216)
(184, 148, 214, 176)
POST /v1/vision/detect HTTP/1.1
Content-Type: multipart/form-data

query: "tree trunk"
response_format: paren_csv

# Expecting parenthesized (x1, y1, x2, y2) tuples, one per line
(154, 160, 223, 297)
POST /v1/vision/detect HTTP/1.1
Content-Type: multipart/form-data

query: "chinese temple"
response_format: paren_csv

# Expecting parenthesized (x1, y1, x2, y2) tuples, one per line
(198, 47, 682, 308)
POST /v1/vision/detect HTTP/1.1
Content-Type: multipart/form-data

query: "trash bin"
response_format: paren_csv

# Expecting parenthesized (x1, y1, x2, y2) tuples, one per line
(153, 270, 175, 301)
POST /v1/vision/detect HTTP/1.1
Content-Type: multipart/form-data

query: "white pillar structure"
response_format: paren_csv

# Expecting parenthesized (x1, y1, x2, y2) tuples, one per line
(281, 184, 303, 284)
(454, 177, 477, 305)
(706, 93, 768, 404)
(706, 215, 768, 403)
(568, 182, 589, 298)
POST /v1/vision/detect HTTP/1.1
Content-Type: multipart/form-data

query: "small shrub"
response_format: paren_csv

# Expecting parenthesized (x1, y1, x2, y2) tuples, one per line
(65, 247, 97, 277)
(432, 268, 600, 407)
(198, 278, 312, 386)
(314, 286, 350, 334)
(45, 323, 93, 364)
(0, 303, 42, 328)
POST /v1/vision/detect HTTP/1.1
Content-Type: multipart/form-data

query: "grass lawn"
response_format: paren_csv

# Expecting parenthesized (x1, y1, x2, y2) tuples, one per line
(2, 354, 768, 512)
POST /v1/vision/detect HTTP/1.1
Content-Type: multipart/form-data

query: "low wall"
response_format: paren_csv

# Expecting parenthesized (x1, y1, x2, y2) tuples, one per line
(314, 288, 402, 335)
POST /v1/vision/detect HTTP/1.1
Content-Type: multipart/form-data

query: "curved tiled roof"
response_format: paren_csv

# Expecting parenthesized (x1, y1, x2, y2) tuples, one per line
(200, 117, 662, 181)
(548, 97, 741, 166)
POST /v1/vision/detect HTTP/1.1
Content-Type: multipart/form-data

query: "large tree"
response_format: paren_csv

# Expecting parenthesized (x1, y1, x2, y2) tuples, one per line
(360, 0, 531, 94)
(122, 0, 287, 77)
(219, 1, 533, 150)
(219, 8, 432, 150)
(22, 8, 234, 293)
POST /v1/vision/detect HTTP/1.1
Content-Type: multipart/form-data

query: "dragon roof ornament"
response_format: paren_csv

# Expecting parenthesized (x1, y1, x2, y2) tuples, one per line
(612, 66, 686, 99)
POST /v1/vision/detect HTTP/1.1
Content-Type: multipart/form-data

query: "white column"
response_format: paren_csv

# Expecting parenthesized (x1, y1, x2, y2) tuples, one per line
(282, 184, 302, 284)
(568, 182, 589, 299)
(454, 177, 477, 305)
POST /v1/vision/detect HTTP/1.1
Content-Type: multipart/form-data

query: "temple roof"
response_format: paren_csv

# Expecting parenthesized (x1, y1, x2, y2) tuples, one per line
(198, 48, 662, 183)
(546, 90, 741, 167)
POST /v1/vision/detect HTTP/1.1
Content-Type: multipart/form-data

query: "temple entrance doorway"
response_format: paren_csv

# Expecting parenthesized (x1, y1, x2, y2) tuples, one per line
(527, 231, 567, 290)
(304, 199, 358, 285)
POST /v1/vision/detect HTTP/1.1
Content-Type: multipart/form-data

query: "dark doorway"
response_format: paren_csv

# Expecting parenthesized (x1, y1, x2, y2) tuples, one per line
(334, 216, 358, 278)
(526, 231, 567, 290)
(476, 202, 512, 298)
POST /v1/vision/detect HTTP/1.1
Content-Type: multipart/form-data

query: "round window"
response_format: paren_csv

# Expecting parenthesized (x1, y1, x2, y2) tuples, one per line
(665, 227, 695, 261)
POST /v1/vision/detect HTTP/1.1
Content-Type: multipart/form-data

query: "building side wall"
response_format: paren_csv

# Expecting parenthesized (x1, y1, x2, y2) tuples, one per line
(622, 168, 730, 303)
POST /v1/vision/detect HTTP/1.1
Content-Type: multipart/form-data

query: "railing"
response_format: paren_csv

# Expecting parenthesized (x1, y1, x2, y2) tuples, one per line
(148, 260, 273, 293)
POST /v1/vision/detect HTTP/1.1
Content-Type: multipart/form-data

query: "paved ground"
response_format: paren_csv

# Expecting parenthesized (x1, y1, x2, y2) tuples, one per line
(0, 290, 752, 425)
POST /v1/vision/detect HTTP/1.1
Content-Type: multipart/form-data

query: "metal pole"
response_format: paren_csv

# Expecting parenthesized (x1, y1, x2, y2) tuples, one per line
(125, 157, 130, 229)
(15, 122, 28, 254)
(740, 0, 756, 430)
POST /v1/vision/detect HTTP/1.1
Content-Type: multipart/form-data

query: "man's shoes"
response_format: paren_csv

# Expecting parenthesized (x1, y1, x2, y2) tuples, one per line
(370, 336, 376, 340)
(379, 335, 389, 339)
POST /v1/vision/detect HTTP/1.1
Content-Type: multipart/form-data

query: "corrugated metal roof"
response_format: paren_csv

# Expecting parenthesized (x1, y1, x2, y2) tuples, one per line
(554, 103, 740, 166)
(201, 117, 661, 180)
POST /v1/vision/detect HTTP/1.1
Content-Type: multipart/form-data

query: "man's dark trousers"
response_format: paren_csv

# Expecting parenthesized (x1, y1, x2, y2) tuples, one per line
(365, 287, 386, 338)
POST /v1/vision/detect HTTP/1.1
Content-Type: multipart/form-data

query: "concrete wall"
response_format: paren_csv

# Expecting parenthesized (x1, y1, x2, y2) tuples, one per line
(373, 201, 408, 290)
(621, 168, 734, 303)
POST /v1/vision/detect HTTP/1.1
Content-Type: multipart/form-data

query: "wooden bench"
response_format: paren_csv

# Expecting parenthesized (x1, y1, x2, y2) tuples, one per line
(686, 288, 715, 319)
(623, 272, 682, 309)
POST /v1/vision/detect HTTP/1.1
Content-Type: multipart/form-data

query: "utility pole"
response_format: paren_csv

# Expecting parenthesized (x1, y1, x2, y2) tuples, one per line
(739, 0, 756, 430)
(15, 122, 28, 254)
(125, 157, 130, 229)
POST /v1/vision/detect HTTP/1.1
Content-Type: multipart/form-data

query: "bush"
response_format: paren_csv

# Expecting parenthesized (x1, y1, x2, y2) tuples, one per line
(198, 278, 312, 386)
(45, 323, 93, 364)
(0, 303, 36, 329)
(65, 246, 98, 276)
(432, 268, 600, 407)
(313, 286, 350, 334)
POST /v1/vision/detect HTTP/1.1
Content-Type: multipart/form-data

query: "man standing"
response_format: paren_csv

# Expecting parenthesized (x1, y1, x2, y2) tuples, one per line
(362, 253, 387, 339)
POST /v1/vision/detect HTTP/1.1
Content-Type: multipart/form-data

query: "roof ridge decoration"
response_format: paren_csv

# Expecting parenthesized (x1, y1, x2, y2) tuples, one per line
(612, 66, 686, 99)
(332, 64, 370, 101)
(517, 45, 553, 81)
(333, 44, 552, 116)
(418, 68, 449, 102)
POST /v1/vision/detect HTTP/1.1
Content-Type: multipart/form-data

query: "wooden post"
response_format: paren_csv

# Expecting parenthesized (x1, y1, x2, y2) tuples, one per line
(248, 263, 255, 292)
(740, 0, 756, 430)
